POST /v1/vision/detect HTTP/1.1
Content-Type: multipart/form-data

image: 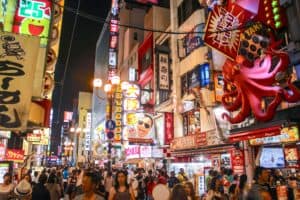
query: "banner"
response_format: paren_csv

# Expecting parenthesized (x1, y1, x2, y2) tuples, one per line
(140, 146, 151, 158)
(5, 149, 24, 163)
(12, 0, 52, 47)
(230, 149, 245, 175)
(124, 113, 154, 143)
(0, 31, 39, 130)
(284, 147, 299, 168)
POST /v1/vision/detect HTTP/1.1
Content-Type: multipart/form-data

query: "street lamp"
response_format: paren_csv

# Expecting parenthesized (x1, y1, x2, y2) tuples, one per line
(93, 75, 121, 172)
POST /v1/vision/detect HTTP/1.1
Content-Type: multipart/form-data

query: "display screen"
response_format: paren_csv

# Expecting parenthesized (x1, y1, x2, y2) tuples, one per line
(259, 147, 285, 168)
(0, 163, 10, 184)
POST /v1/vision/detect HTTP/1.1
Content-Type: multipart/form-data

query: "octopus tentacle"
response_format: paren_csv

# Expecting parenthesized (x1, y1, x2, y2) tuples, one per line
(282, 82, 300, 102)
(221, 89, 241, 111)
(222, 93, 251, 124)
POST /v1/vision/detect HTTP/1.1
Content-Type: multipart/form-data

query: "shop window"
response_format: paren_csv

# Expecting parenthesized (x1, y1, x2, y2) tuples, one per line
(178, 0, 201, 27)
(182, 109, 201, 136)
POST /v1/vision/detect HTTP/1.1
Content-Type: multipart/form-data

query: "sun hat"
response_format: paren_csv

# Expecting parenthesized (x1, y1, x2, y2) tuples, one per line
(14, 179, 32, 197)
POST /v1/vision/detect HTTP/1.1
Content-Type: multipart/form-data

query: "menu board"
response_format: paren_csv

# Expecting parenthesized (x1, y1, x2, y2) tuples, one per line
(284, 147, 299, 168)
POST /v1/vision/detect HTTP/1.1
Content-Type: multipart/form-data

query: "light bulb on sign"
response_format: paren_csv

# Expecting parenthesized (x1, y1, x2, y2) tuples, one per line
(93, 78, 103, 88)
(104, 83, 112, 93)
(111, 75, 120, 85)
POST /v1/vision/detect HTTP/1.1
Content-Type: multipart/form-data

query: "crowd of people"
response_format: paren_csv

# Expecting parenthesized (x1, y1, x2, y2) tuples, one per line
(0, 165, 299, 200)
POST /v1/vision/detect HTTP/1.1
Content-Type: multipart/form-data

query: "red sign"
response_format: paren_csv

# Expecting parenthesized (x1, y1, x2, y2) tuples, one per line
(204, 4, 253, 59)
(5, 149, 24, 163)
(230, 149, 245, 175)
(196, 132, 207, 146)
(164, 113, 174, 145)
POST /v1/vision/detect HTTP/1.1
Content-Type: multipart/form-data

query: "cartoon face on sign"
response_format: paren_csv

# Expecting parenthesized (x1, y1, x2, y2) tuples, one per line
(20, 18, 50, 44)
(137, 114, 153, 138)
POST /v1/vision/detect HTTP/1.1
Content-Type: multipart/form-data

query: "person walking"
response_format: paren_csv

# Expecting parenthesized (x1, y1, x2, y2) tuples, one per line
(169, 184, 188, 200)
(167, 171, 179, 188)
(104, 172, 114, 200)
(177, 168, 188, 183)
(184, 181, 200, 200)
(32, 173, 51, 200)
(74, 171, 104, 200)
(108, 170, 135, 200)
(206, 176, 225, 200)
(13, 179, 32, 200)
(46, 173, 61, 200)
(0, 173, 14, 200)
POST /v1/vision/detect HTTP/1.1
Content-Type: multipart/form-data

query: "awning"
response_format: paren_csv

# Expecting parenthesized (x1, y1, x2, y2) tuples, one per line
(229, 125, 282, 142)
(171, 144, 233, 157)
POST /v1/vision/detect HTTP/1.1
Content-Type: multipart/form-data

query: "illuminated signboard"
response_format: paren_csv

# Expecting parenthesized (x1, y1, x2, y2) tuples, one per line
(123, 83, 140, 98)
(114, 85, 123, 141)
(0, 131, 11, 139)
(249, 126, 299, 145)
(13, 0, 52, 47)
(27, 133, 41, 142)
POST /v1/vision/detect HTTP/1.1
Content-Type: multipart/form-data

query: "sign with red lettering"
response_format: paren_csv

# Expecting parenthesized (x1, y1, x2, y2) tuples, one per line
(125, 145, 140, 159)
(5, 149, 24, 163)
(230, 149, 245, 175)
(27, 133, 41, 142)
(164, 113, 174, 145)
(204, 4, 253, 59)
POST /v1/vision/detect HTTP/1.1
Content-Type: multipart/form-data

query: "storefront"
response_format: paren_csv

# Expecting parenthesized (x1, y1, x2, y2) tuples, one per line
(170, 129, 243, 196)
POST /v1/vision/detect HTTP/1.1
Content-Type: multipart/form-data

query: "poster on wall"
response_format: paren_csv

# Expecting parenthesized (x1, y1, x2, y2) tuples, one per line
(13, 0, 52, 47)
(284, 147, 299, 168)
(124, 113, 154, 143)
(0, 31, 39, 130)
(204, 4, 253, 59)
(221, 153, 231, 168)
(211, 154, 221, 171)
(230, 149, 245, 175)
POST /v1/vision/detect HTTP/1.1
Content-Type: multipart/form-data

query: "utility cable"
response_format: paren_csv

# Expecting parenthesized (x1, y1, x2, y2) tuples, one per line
(51, 0, 257, 35)
(55, 0, 81, 124)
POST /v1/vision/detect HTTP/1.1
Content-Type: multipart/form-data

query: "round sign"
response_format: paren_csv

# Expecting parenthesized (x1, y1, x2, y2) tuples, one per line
(107, 131, 115, 139)
(105, 120, 116, 130)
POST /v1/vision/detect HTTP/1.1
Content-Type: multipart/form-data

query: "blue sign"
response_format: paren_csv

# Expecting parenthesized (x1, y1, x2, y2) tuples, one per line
(107, 131, 115, 140)
(106, 120, 116, 130)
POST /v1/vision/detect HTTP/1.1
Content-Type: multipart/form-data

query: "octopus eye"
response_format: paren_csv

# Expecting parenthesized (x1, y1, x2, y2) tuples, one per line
(242, 40, 249, 48)
(240, 48, 247, 56)
(250, 44, 257, 52)
(260, 40, 268, 48)
(248, 53, 254, 61)
(252, 35, 260, 43)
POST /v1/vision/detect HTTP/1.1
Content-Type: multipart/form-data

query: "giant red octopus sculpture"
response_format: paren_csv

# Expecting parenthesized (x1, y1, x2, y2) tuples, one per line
(221, 50, 300, 123)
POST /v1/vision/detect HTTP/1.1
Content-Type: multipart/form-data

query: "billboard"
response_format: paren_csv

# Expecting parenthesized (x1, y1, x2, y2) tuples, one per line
(0, 31, 39, 130)
(13, 0, 52, 47)
(123, 113, 154, 143)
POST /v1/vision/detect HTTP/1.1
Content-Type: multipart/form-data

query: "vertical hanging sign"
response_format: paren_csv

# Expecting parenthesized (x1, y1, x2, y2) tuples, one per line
(108, 0, 120, 79)
(0, 32, 39, 130)
(114, 85, 122, 142)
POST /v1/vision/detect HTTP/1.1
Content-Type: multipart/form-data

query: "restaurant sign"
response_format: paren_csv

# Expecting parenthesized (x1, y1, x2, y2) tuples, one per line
(27, 133, 41, 142)
(171, 132, 208, 150)
(5, 149, 24, 163)
(249, 126, 299, 146)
